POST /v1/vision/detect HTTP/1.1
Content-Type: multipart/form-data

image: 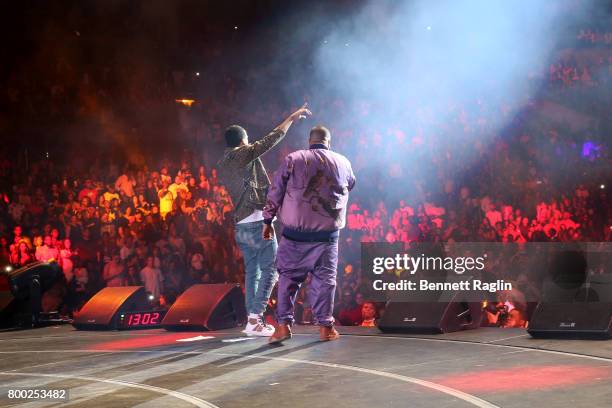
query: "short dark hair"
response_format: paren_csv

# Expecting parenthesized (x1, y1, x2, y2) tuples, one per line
(309, 125, 331, 143)
(224, 125, 247, 147)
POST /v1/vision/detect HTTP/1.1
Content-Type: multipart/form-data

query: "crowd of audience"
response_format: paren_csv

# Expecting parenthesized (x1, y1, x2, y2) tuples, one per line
(577, 28, 612, 45)
(549, 55, 612, 87)
(0, 160, 242, 312)
(2, 98, 608, 327)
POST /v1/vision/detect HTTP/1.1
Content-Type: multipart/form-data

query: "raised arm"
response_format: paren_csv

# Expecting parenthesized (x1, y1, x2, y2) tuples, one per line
(249, 103, 312, 160)
(274, 102, 312, 134)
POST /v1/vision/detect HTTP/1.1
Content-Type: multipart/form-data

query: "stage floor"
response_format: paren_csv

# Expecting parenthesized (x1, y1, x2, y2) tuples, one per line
(0, 325, 610, 407)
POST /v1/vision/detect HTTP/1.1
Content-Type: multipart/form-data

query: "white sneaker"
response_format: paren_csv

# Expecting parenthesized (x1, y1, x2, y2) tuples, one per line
(242, 316, 275, 337)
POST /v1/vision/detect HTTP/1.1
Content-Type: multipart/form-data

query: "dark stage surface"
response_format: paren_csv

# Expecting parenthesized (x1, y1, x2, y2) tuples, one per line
(0, 326, 610, 407)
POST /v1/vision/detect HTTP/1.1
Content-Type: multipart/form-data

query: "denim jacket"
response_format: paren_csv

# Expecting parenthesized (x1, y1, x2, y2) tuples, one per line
(218, 129, 286, 223)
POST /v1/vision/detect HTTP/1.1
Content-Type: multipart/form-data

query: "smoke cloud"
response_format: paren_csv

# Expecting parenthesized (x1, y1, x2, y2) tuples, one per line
(271, 0, 602, 202)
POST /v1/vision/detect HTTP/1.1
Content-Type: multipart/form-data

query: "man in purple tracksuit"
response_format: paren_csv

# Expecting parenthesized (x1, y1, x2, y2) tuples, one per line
(263, 125, 355, 343)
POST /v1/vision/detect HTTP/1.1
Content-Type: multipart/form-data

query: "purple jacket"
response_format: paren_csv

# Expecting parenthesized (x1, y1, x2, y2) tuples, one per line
(263, 144, 355, 238)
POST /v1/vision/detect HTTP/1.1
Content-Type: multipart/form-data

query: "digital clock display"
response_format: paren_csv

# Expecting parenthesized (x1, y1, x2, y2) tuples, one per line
(119, 311, 167, 329)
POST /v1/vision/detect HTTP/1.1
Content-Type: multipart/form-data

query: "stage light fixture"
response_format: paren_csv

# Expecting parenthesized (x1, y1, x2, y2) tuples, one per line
(4, 266, 11, 273)
(600, 184, 605, 189)
(175, 98, 195, 107)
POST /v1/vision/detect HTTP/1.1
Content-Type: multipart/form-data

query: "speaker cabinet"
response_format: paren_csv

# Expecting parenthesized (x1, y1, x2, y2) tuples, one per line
(5, 262, 61, 299)
(378, 294, 483, 334)
(162, 284, 246, 331)
(2, 262, 63, 327)
(72, 286, 150, 330)
(527, 302, 612, 339)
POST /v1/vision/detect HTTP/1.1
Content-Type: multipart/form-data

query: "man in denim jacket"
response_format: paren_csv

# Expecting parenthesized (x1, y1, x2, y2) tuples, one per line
(218, 103, 312, 336)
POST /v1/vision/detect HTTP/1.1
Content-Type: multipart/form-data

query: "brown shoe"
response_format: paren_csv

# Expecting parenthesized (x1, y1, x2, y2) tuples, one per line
(269, 324, 292, 344)
(319, 325, 340, 341)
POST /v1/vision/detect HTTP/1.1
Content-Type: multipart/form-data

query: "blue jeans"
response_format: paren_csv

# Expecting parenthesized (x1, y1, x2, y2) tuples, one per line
(234, 220, 278, 315)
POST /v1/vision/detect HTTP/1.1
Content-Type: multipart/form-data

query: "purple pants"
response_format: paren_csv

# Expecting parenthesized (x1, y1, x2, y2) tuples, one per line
(275, 237, 339, 327)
